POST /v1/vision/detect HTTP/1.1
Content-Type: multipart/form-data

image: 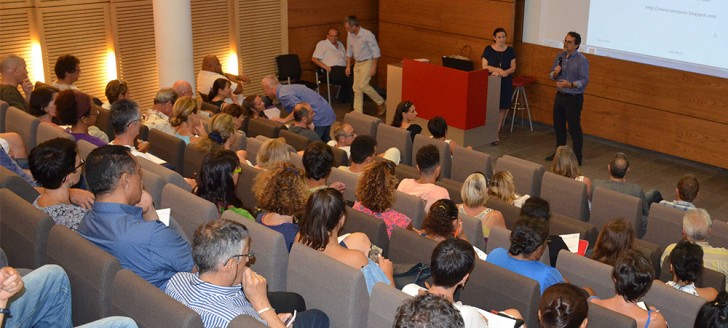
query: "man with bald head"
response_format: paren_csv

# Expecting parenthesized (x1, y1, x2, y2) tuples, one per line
(197, 55, 248, 100)
(312, 27, 352, 102)
(0, 54, 33, 110)
(172, 80, 193, 98)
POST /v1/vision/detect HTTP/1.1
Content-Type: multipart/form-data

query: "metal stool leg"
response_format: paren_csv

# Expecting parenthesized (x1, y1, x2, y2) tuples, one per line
(510, 87, 522, 133)
(326, 71, 331, 104)
(523, 86, 533, 131)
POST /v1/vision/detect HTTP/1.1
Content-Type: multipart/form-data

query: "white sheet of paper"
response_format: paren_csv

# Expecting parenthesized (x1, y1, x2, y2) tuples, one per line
(156, 208, 171, 226)
(560, 233, 580, 253)
(264, 107, 281, 119)
(476, 308, 518, 327)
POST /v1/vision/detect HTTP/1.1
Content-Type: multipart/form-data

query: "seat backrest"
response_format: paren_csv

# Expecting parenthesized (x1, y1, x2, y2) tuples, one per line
(556, 250, 614, 298)
(493, 155, 545, 197)
(550, 213, 599, 248)
(0, 165, 40, 202)
(0, 189, 54, 269)
(643, 203, 685, 250)
(412, 134, 451, 178)
(234, 164, 262, 212)
(376, 123, 413, 165)
(222, 211, 289, 292)
(6, 106, 40, 149)
(711, 220, 728, 249)
(392, 191, 426, 230)
(0, 100, 7, 132)
(276, 54, 303, 81)
(487, 226, 550, 265)
(659, 257, 726, 291)
(388, 227, 437, 265)
(451, 146, 493, 182)
(460, 260, 541, 328)
(290, 151, 303, 169)
(183, 142, 208, 178)
(367, 283, 411, 328)
(587, 302, 637, 328)
(111, 269, 204, 328)
(46, 225, 121, 325)
(161, 184, 219, 241)
(137, 156, 191, 192)
(245, 137, 264, 165)
(590, 187, 643, 236)
(279, 129, 312, 151)
(341, 207, 390, 258)
(287, 243, 369, 328)
(77, 139, 98, 160)
(141, 168, 165, 208)
(635, 239, 663, 277)
(540, 171, 590, 221)
(394, 163, 419, 182)
(460, 213, 485, 251)
(436, 178, 462, 204)
(329, 168, 360, 204)
(36, 122, 74, 145)
(228, 315, 266, 328)
(332, 146, 348, 167)
(643, 280, 705, 328)
(344, 111, 381, 138)
(96, 106, 115, 140)
(485, 198, 521, 229)
(148, 128, 186, 174)
(247, 117, 282, 139)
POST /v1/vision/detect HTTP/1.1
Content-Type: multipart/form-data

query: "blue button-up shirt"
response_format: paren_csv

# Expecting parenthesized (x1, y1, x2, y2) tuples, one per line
(276, 84, 336, 127)
(550, 51, 589, 94)
(77, 202, 194, 289)
(346, 27, 381, 61)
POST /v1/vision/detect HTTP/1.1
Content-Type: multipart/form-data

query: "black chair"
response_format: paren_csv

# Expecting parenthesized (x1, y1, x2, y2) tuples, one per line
(317, 67, 343, 104)
(276, 54, 319, 90)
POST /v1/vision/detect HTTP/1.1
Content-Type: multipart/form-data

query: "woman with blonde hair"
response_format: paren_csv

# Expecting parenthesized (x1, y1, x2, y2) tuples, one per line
(170, 96, 206, 144)
(253, 162, 309, 251)
(255, 137, 290, 170)
(488, 171, 530, 207)
(459, 172, 506, 247)
(354, 160, 411, 237)
(197, 113, 247, 164)
(551, 145, 592, 199)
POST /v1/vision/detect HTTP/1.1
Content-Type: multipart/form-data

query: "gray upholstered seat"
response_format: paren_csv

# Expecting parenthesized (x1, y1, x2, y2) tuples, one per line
(394, 163, 419, 182)
(96, 107, 115, 140)
(451, 146, 493, 182)
(161, 184, 219, 241)
(279, 129, 313, 151)
(412, 134, 451, 178)
(148, 128, 186, 174)
(290, 151, 303, 169)
(332, 146, 348, 167)
(222, 211, 289, 292)
(587, 302, 637, 328)
(392, 191, 426, 230)
(0, 100, 7, 132)
(137, 156, 191, 192)
(493, 155, 544, 197)
(642, 203, 685, 250)
(46, 225, 121, 325)
(436, 178, 462, 204)
(287, 243, 369, 328)
(460, 213, 485, 251)
(643, 280, 705, 328)
(341, 207, 390, 258)
(183, 142, 207, 178)
(540, 171, 590, 221)
(140, 168, 165, 208)
(484, 198, 521, 229)
(36, 123, 74, 145)
(556, 250, 614, 298)
(635, 239, 663, 277)
(344, 111, 381, 137)
(329, 168, 360, 203)
(245, 137, 264, 165)
(0, 165, 40, 202)
(110, 269, 204, 328)
(376, 123, 413, 165)
(228, 315, 266, 328)
(235, 164, 263, 212)
(460, 260, 541, 328)
(5, 106, 39, 149)
(367, 283, 410, 328)
(77, 139, 98, 160)
(0, 189, 54, 269)
(550, 213, 598, 249)
(388, 227, 437, 265)
(247, 117, 283, 138)
(711, 220, 728, 249)
(590, 187, 643, 237)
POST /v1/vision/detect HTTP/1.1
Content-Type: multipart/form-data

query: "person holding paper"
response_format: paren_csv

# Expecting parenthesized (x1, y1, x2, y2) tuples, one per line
(77, 145, 193, 289)
(545, 31, 589, 166)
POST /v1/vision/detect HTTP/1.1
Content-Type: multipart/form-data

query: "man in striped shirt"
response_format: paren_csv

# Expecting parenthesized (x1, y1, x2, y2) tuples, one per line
(165, 219, 329, 327)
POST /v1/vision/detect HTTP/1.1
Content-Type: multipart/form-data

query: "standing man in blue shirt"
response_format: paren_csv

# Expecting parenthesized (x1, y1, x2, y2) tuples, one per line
(546, 31, 589, 165)
(262, 75, 336, 142)
(344, 15, 386, 116)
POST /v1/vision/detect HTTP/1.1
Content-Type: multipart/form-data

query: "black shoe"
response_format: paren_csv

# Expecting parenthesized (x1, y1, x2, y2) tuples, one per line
(545, 154, 555, 161)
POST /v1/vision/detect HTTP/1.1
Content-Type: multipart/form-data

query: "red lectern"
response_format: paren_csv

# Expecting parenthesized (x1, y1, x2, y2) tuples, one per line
(402, 59, 490, 130)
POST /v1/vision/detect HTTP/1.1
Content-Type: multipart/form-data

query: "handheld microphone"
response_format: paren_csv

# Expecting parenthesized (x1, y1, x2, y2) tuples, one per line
(556, 57, 563, 78)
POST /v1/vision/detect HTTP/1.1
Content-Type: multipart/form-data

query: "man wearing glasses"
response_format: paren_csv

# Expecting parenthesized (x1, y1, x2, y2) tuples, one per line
(165, 219, 330, 328)
(109, 99, 167, 165)
(546, 31, 590, 166)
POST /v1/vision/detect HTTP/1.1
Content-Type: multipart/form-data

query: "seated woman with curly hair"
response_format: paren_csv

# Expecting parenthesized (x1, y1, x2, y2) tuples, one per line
(488, 171, 530, 208)
(297, 188, 394, 294)
(590, 218, 636, 266)
(253, 162, 309, 251)
(353, 160, 411, 237)
(420, 199, 486, 260)
(193, 149, 253, 221)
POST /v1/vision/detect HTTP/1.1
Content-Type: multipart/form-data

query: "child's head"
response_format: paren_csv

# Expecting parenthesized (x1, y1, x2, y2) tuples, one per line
(428, 116, 448, 139)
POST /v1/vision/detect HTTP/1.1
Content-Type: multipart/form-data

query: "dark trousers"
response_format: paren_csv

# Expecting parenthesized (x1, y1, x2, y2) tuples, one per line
(328, 66, 353, 102)
(268, 291, 330, 327)
(553, 92, 584, 164)
(314, 125, 331, 143)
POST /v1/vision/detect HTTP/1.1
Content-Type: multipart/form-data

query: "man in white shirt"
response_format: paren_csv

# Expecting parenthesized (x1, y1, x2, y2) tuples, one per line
(344, 15, 386, 115)
(197, 55, 248, 102)
(312, 28, 352, 102)
(142, 88, 177, 136)
(109, 99, 167, 165)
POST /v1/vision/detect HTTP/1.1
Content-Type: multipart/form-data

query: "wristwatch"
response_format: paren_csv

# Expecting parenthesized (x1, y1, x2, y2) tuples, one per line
(0, 308, 11, 317)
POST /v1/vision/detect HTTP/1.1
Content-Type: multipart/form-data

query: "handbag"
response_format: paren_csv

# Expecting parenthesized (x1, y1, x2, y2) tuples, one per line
(392, 263, 432, 289)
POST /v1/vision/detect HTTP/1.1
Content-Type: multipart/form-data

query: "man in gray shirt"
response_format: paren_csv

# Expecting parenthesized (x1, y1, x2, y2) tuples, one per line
(344, 15, 386, 116)
(288, 102, 321, 142)
(592, 152, 663, 236)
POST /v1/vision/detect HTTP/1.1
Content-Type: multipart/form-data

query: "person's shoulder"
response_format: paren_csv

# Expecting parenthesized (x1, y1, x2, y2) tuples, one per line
(647, 307, 667, 328)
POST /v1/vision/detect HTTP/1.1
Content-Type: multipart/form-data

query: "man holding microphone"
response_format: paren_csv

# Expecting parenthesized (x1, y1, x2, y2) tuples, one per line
(546, 31, 589, 166)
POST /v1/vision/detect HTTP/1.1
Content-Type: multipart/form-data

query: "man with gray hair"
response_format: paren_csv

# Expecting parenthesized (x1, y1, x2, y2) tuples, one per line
(262, 75, 335, 141)
(142, 88, 178, 136)
(344, 15, 386, 116)
(109, 99, 166, 165)
(165, 219, 330, 328)
(661, 208, 728, 289)
(0, 54, 33, 110)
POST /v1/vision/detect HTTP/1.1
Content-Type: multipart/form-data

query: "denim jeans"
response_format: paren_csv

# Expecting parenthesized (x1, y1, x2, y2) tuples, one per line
(5, 265, 73, 328)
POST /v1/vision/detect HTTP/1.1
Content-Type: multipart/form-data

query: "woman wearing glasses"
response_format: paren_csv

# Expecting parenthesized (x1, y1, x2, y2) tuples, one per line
(56, 90, 106, 147)
(391, 100, 421, 142)
(28, 138, 88, 231)
(194, 149, 253, 221)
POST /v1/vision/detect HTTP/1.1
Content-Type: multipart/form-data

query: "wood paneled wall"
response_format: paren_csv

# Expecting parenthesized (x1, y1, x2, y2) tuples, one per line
(378, 0, 516, 86)
(287, 0, 378, 84)
(512, 0, 728, 169)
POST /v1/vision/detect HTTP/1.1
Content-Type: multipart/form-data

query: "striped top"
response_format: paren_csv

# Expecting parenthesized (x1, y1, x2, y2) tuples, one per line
(165, 272, 266, 327)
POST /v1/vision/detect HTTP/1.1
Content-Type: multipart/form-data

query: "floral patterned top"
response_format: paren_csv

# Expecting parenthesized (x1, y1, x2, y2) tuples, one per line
(33, 198, 87, 231)
(353, 201, 411, 238)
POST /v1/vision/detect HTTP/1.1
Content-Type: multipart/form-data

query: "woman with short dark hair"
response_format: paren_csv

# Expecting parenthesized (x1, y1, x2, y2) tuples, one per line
(193, 149, 252, 220)
(539, 283, 589, 328)
(667, 240, 718, 301)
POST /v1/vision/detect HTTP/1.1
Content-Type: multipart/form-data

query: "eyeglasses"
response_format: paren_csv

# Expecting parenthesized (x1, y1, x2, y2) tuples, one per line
(73, 159, 85, 173)
(342, 132, 356, 138)
(228, 251, 255, 264)
(126, 118, 141, 127)
(232, 167, 242, 174)
(563, 39, 575, 44)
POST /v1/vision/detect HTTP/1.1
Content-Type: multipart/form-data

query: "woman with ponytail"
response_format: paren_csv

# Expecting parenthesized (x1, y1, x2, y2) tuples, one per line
(539, 283, 589, 328)
(197, 113, 247, 164)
